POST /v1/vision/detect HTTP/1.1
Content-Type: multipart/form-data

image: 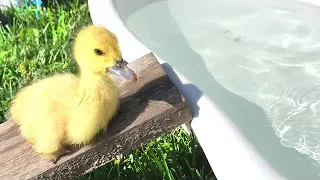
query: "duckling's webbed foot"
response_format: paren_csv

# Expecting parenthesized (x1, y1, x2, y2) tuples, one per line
(40, 147, 72, 164)
(40, 152, 60, 164)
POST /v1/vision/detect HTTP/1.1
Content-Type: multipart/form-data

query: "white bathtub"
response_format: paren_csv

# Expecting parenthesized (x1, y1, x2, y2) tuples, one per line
(88, 0, 320, 180)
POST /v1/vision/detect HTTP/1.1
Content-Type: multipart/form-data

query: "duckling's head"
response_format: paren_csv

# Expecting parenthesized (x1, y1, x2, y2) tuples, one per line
(74, 25, 137, 83)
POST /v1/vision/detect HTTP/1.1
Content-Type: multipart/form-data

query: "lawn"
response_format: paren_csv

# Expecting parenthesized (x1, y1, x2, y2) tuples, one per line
(0, 0, 215, 179)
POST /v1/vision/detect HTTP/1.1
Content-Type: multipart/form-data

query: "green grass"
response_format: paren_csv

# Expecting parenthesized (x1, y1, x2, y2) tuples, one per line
(0, 0, 86, 122)
(80, 128, 215, 180)
(0, 1, 215, 179)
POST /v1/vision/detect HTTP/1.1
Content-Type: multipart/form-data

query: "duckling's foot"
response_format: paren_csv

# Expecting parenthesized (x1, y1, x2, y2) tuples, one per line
(41, 147, 73, 163)
(40, 153, 60, 164)
(26, 138, 34, 144)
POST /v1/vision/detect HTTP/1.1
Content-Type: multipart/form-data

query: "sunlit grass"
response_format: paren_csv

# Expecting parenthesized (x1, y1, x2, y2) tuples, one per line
(80, 128, 215, 180)
(0, 0, 87, 122)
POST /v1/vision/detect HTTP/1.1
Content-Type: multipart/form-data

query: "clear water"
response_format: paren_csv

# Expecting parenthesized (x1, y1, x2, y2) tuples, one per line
(121, 0, 320, 179)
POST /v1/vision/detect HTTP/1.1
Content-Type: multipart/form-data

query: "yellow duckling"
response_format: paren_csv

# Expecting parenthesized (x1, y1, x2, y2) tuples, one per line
(9, 25, 137, 162)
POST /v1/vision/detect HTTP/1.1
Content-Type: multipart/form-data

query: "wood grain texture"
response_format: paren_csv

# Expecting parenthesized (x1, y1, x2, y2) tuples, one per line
(0, 53, 193, 180)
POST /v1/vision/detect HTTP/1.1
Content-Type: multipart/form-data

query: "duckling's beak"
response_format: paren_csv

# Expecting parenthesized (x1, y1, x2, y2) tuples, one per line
(109, 59, 137, 83)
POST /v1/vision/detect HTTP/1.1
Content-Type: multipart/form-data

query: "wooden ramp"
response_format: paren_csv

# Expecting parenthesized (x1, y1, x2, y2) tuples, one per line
(0, 53, 193, 180)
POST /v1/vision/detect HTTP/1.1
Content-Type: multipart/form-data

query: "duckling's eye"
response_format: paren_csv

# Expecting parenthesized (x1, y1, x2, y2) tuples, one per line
(94, 49, 104, 56)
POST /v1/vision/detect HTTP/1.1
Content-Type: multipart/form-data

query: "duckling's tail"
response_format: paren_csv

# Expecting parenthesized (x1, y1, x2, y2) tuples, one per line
(7, 99, 21, 125)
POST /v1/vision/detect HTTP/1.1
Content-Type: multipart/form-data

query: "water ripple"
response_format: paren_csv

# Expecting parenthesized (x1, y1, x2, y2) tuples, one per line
(168, 0, 320, 164)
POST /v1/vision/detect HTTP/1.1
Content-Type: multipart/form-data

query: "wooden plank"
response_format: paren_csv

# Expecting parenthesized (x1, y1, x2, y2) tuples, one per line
(0, 53, 193, 180)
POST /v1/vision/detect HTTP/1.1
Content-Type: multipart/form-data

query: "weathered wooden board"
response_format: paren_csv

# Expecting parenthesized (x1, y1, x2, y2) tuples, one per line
(0, 53, 193, 180)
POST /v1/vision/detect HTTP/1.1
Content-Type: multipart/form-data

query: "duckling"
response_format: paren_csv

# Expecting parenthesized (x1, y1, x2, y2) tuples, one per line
(9, 25, 137, 162)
